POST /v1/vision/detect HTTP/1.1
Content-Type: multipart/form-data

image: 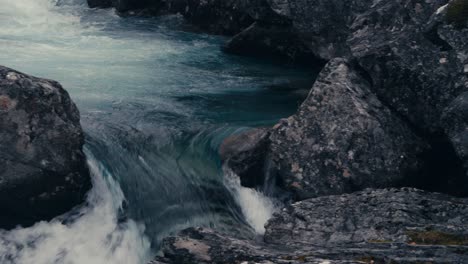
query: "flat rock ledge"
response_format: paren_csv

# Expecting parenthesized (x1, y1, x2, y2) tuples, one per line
(0, 66, 91, 229)
(152, 188, 468, 264)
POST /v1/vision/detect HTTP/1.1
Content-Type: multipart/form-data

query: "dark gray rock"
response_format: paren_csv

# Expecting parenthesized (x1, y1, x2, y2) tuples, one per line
(223, 22, 320, 64)
(168, 0, 256, 35)
(226, 59, 426, 200)
(265, 188, 468, 246)
(153, 188, 468, 264)
(349, 0, 466, 134)
(223, 0, 468, 199)
(224, 0, 372, 62)
(219, 128, 270, 188)
(268, 59, 427, 200)
(0, 66, 91, 229)
(87, 0, 112, 8)
(88, 0, 260, 35)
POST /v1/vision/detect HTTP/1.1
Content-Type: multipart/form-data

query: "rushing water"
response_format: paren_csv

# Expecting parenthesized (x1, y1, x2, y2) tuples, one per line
(0, 0, 313, 263)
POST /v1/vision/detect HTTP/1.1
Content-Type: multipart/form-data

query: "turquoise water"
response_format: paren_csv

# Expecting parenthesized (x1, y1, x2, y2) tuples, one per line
(0, 0, 313, 263)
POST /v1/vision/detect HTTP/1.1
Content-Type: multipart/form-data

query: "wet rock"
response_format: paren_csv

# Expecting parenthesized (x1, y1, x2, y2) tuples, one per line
(0, 66, 91, 229)
(87, 0, 112, 8)
(219, 128, 270, 188)
(224, 0, 372, 62)
(167, 0, 256, 35)
(153, 188, 468, 264)
(88, 0, 260, 35)
(227, 59, 426, 200)
(152, 227, 355, 264)
(265, 188, 468, 246)
(223, 22, 320, 64)
(223, 0, 468, 199)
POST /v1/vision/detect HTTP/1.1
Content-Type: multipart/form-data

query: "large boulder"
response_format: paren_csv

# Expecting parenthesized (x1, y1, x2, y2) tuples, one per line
(0, 66, 91, 229)
(268, 59, 426, 200)
(265, 188, 468, 246)
(222, 0, 468, 199)
(223, 59, 426, 200)
(349, 0, 466, 134)
(153, 188, 468, 264)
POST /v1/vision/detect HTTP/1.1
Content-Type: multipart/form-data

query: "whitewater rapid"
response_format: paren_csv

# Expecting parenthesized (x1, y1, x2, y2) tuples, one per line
(0, 152, 151, 264)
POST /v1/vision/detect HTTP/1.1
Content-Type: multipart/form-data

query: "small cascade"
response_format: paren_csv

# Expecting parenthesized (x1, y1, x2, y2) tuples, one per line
(0, 151, 151, 264)
(223, 166, 280, 235)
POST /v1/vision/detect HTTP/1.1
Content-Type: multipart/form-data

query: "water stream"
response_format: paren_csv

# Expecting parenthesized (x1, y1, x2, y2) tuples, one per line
(0, 0, 313, 263)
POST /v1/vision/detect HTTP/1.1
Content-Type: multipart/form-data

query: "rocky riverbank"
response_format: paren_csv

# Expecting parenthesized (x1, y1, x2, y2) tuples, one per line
(86, 0, 468, 263)
(0, 66, 91, 229)
(153, 189, 468, 263)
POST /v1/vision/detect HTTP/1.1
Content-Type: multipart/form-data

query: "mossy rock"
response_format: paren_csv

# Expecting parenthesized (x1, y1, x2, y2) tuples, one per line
(406, 230, 468, 245)
(446, 0, 468, 28)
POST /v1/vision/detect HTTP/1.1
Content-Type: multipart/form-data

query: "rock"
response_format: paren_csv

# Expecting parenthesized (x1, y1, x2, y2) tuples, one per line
(349, 0, 467, 134)
(265, 188, 468, 246)
(88, 0, 260, 35)
(224, 0, 372, 62)
(227, 59, 426, 200)
(169, 0, 256, 35)
(152, 227, 357, 264)
(87, 0, 112, 8)
(0, 66, 91, 229)
(219, 128, 270, 188)
(222, 0, 468, 199)
(153, 188, 468, 264)
(223, 22, 321, 64)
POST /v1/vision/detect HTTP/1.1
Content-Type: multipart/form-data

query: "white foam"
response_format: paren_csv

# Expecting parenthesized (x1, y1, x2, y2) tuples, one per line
(223, 166, 279, 234)
(436, 4, 448, 15)
(0, 153, 151, 264)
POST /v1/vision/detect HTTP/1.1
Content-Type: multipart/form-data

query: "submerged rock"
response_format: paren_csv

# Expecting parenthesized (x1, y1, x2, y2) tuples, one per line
(153, 188, 468, 264)
(0, 66, 91, 229)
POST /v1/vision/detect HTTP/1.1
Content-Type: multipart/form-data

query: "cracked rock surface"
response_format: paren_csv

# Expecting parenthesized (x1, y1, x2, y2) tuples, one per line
(154, 188, 468, 264)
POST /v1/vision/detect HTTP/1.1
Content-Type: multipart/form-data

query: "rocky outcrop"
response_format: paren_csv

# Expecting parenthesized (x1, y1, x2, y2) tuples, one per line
(222, 59, 427, 200)
(153, 188, 468, 264)
(221, 0, 468, 199)
(269, 59, 426, 200)
(265, 188, 468, 246)
(348, 0, 466, 134)
(0, 66, 91, 229)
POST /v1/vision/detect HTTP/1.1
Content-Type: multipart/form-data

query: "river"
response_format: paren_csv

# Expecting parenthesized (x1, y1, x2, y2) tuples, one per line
(0, 0, 313, 263)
